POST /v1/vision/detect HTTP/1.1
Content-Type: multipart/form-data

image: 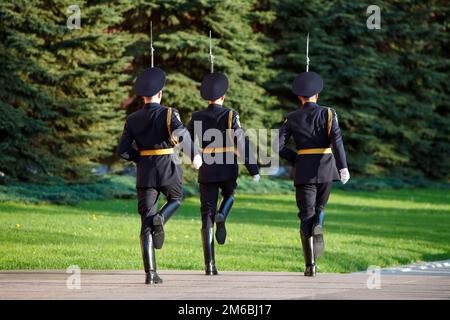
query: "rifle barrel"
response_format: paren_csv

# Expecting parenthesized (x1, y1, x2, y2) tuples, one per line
(306, 32, 310, 72)
(209, 30, 214, 73)
(150, 21, 154, 68)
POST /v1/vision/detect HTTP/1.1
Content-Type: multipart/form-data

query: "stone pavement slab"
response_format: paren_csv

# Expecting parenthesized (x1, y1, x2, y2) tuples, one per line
(0, 270, 449, 300)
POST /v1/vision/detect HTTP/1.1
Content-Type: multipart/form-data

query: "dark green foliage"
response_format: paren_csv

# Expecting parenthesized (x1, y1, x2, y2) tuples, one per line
(267, 0, 449, 179)
(0, 0, 448, 184)
(0, 175, 136, 205)
(122, 0, 278, 129)
(0, 0, 132, 181)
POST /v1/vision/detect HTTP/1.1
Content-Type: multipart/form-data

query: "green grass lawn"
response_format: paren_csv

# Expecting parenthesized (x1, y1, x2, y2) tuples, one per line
(0, 188, 449, 273)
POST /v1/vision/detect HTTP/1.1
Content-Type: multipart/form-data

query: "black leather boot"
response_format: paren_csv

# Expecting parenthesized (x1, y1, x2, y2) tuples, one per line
(214, 196, 234, 245)
(312, 209, 325, 259)
(140, 232, 163, 284)
(201, 217, 218, 275)
(300, 230, 316, 277)
(152, 199, 181, 250)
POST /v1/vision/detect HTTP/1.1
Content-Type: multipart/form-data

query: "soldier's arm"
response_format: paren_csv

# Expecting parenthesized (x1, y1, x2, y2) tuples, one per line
(117, 121, 139, 162)
(329, 109, 348, 170)
(232, 111, 259, 176)
(171, 109, 200, 161)
(275, 119, 297, 163)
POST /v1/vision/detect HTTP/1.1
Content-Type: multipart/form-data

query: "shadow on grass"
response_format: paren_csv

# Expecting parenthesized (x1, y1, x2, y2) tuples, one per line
(420, 253, 450, 262)
(331, 188, 450, 205)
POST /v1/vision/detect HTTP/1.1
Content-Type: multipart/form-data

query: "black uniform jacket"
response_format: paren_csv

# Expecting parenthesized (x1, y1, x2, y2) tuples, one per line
(276, 102, 347, 185)
(188, 104, 259, 184)
(118, 103, 197, 188)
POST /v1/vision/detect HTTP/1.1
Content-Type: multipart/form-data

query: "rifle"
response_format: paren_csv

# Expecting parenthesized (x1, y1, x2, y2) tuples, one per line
(150, 21, 155, 67)
(305, 32, 310, 72)
(209, 30, 214, 73)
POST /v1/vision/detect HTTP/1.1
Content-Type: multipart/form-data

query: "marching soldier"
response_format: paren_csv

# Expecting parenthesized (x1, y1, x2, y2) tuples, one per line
(118, 67, 202, 284)
(187, 72, 260, 275)
(275, 71, 350, 276)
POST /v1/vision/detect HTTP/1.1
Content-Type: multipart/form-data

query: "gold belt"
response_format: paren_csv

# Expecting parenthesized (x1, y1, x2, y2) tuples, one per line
(201, 147, 235, 154)
(140, 148, 174, 156)
(297, 148, 332, 155)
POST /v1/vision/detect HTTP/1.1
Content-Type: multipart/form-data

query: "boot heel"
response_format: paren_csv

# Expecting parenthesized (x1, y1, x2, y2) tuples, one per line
(214, 196, 234, 245)
(215, 220, 226, 245)
(146, 271, 163, 284)
(152, 214, 165, 249)
(205, 263, 218, 275)
(304, 265, 316, 277)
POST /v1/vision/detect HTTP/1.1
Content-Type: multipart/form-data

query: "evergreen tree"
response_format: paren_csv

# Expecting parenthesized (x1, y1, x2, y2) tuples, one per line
(121, 0, 278, 129)
(0, 0, 132, 181)
(267, 0, 449, 179)
(0, 0, 448, 183)
(117, 0, 280, 181)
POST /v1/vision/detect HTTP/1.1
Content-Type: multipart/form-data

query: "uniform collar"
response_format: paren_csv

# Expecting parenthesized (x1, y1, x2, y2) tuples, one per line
(144, 102, 160, 108)
(207, 103, 223, 110)
(301, 101, 318, 109)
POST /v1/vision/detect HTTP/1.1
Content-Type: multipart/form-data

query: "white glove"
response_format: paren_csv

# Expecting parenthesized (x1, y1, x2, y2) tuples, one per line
(339, 168, 350, 184)
(193, 154, 203, 170)
(252, 174, 260, 183)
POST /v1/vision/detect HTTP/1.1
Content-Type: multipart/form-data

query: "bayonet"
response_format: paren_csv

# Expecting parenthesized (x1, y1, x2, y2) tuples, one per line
(209, 30, 214, 73)
(306, 32, 310, 72)
(150, 21, 155, 67)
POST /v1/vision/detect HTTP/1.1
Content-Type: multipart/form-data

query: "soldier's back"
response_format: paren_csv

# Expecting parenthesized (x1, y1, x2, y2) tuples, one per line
(189, 104, 238, 183)
(287, 103, 331, 150)
(127, 104, 171, 149)
(191, 105, 230, 135)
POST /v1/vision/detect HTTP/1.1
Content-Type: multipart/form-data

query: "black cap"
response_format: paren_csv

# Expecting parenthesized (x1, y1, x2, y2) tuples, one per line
(292, 71, 323, 97)
(133, 67, 166, 97)
(200, 73, 229, 100)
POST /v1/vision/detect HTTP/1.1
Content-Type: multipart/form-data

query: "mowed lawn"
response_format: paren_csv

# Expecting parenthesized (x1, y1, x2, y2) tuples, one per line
(0, 189, 449, 273)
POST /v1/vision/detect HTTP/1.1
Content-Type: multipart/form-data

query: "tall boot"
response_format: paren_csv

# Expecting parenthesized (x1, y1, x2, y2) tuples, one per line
(140, 232, 163, 284)
(214, 196, 234, 245)
(312, 209, 325, 259)
(152, 199, 181, 250)
(300, 230, 316, 277)
(201, 217, 218, 275)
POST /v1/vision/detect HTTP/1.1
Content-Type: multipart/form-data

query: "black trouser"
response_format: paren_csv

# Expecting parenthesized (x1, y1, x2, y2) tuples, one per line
(296, 182, 332, 238)
(137, 183, 183, 235)
(199, 180, 237, 227)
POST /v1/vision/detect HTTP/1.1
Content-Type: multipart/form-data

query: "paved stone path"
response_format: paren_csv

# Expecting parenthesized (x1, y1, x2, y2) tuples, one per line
(1, 263, 449, 300)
